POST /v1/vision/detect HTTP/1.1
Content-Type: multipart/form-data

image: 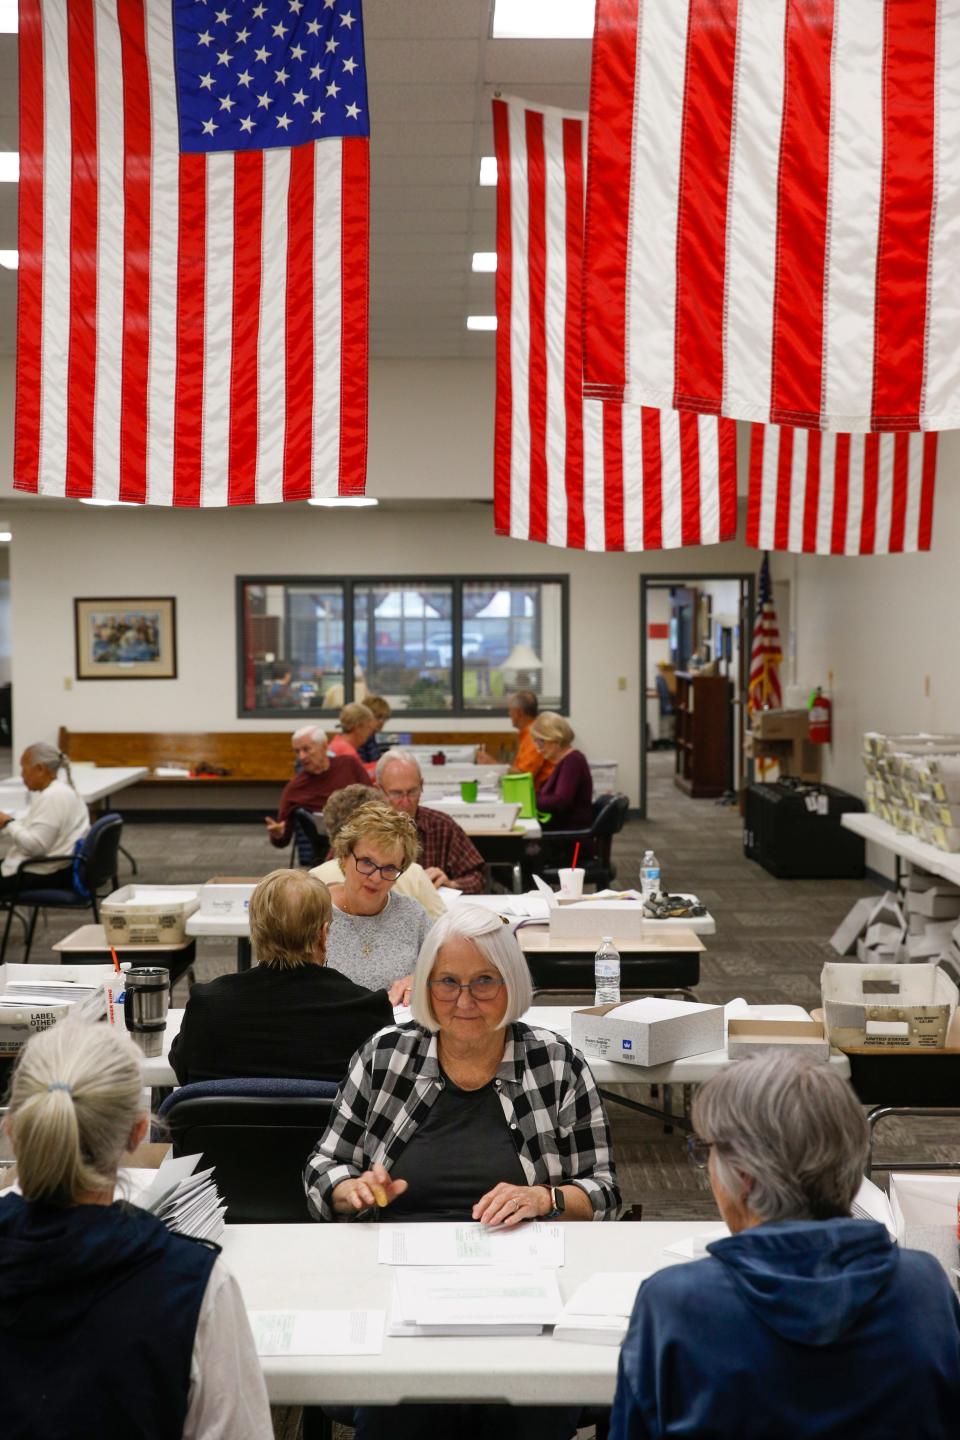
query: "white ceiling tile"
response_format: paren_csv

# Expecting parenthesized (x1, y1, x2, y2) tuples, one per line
(372, 156, 475, 187)
(485, 39, 592, 87)
(371, 123, 475, 158)
(373, 185, 473, 212)
(363, 0, 486, 41)
(367, 39, 482, 84)
(372, 84, 477, 123)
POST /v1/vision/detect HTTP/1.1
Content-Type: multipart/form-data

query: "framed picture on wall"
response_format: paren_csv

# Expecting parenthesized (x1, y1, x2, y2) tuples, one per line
(74, 598, 177, 680)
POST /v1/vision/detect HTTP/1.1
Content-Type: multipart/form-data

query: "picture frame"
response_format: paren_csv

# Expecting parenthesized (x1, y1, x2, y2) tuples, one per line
(74, 597, 178, 681)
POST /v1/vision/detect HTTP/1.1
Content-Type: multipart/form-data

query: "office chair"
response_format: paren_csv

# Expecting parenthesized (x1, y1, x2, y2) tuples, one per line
(158, 1078, 339, 1222)
(653, 673, 676, 748)
(0, 812, 124, 962)
(525, 793, 630, 890)
(290, 807, 329, 868)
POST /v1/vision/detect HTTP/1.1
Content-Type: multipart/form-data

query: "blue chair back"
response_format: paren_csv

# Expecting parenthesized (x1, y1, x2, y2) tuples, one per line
(158, 1078, 339, 1223)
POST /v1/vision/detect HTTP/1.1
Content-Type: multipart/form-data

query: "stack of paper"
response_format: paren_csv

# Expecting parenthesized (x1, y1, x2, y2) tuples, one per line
(851, 1175, 897, 1240)
(377, 1221, 564, 1268)
(250, 1309, 385, 1357)
(138, 1153, 227, 1243)
(553, 1271, 649, 1346)
(389, 1267, 563, 1337)
(662, 1227, 729, 1259)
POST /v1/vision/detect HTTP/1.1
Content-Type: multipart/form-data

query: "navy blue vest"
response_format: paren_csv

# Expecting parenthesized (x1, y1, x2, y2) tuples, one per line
(0, 1195, 218, 1440)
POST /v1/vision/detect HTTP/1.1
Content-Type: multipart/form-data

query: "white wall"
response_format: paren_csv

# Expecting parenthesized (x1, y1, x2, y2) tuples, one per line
(10, 501, 761, 806)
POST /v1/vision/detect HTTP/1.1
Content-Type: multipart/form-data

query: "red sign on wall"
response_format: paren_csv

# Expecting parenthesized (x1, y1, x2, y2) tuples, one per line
(648, 623, 669, 639)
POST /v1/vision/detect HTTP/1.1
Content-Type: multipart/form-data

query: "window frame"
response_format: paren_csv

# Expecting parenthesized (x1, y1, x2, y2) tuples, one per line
(235, 573, 570, 719)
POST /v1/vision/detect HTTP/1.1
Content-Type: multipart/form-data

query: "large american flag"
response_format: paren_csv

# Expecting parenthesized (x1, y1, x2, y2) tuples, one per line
(15, 0, 370, 506)
(748, 554, 783, 714)
(493, 97, 737, 551)
(748, 427, 939, 556)
(582, 0, 960, 434)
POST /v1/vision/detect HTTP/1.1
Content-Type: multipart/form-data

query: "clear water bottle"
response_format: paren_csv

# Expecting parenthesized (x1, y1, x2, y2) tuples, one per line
(640, 849, 661, 902)
(594, 936, 621, 1006)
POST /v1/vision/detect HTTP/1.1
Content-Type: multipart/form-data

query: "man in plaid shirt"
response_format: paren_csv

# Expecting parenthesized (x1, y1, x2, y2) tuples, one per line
(376, 750, 485, 893)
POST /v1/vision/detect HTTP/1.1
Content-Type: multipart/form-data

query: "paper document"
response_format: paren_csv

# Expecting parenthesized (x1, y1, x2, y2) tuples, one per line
(663, 1227, 728, 1259)
(251, 1310, 385, 1356)
(559, 1271, 649, 1318)
(378, 1222, 564, 1268)
(851, 1176, 897, 1239)
(390, 1267, 563, 1335)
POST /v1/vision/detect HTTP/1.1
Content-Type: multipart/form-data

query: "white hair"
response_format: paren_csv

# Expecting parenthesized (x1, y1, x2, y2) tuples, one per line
(409, 905, 533, 1034)
(292, 725, 327, 745)
(376, 748, 423, 785)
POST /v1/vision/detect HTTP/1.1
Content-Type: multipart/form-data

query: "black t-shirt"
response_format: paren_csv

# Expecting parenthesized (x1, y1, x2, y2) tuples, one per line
(387, 1068, 527, 1223)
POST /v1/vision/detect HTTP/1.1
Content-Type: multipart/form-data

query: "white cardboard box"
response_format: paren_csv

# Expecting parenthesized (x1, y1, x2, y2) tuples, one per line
(571, 998, 724, 1068)
(726, 1018, 831, 1062)
(905, 888, 960, 919)
(889, 1174, 960, 1278)
(821, 962, 959, 1050)
(549, 900, 647, 942)
(199, 882, 256, 918)
(420, 799, 521, 831)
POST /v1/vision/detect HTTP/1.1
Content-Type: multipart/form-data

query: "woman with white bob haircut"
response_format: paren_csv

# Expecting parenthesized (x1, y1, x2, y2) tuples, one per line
(610, 1049, 960, 1440)
(0, 1021, 272, 1440)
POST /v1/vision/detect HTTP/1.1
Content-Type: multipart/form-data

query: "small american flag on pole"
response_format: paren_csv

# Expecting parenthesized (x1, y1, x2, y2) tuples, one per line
(15, 0, 370, 506)
(493, 96, 737, 551)
(748, 554, 783, 715)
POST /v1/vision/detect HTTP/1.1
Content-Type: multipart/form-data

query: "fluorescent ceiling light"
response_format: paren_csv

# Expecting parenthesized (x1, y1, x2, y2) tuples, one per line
(493, 0, 595, 39)
(479, 155, 497, 187)
(307, 496, 380, 508)
(78, 497, 140, 508)
(472, 252, 498, 273)
(0, 532, 11, 542)
(0, 153, 19, 183)
(0, 2, 17, 34)
(467, 315, 497, 331)
(0, 251, 17, 270)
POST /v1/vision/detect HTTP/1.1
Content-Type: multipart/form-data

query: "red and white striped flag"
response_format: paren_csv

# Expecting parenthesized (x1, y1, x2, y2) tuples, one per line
(15, 0, 370, 506)
(748, 554, 783, 714)
(747, 427, 939, 556)
(583, 0, 960, 434)
(493, 97, 737, 551)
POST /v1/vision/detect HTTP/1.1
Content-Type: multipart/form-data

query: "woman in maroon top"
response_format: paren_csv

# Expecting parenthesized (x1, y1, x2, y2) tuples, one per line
(530, 712, 593, 831)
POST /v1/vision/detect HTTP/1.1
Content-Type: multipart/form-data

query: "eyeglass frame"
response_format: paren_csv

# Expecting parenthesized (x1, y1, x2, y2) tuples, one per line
(428, 976, 506, 1002)
(351, 853, 404, 883)
(381, 784, 423, 801)
(686, 1136, 714, 1169)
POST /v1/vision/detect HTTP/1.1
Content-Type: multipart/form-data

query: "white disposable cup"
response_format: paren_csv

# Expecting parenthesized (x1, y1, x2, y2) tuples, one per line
(558, 868, 585, 898)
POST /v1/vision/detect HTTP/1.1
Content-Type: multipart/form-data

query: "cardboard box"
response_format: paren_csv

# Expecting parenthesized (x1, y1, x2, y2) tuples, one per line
(821, 962, 959, 1050)
(751, 709, 809, 741)
(571, 998, 724, 1067)
(199, 882, 255, 917)
(726, 1018, 831, 1062)
(420, 799, 521, 831)
(889, 1174, 960, 1278)
(549, 899, 647, 941)
(830, 897, 875, 956)
(905, 888, 960, 919)
(101, 885, 200, 946)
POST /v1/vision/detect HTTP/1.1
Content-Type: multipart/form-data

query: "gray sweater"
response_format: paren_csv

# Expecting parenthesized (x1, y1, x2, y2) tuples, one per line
(327, 891, 434, 992)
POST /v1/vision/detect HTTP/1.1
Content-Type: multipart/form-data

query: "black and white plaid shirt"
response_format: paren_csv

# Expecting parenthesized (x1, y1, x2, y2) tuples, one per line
(303, 1022, 622, 1222)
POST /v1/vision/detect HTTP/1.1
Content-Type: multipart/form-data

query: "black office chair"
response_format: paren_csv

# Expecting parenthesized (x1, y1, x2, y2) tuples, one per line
(526, 793, 630, 890)
(0, 811, 124, 962)
(158, 1078, 339, 1222)
(653, 673, 676, 749)
(290, 807, 329, 868)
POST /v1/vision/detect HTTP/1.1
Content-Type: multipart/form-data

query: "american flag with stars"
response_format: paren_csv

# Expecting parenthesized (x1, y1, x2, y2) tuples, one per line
(15, 0, 370, 506)
(748, 554, 783, 716)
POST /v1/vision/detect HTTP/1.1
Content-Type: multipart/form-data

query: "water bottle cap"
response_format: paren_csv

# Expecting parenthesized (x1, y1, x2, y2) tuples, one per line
(601, 935, 613, 942)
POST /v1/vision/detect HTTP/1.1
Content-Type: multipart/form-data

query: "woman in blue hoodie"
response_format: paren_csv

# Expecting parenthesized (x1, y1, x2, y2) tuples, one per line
(0, 1021, 273, 1440)
(611, 1050, 960, 1440)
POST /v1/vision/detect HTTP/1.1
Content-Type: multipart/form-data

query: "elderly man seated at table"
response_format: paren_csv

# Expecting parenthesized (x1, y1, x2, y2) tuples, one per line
(311, 784, 446, 919)
(264, 724, 370, 849)
(169, 869, 392, 1084)
(610, 1050, 960, 1440)
(304, 904, 619, 1440)
(0, 743, 90, 898)
(375, 749, 484, 892)
(478, 689, 554, 787)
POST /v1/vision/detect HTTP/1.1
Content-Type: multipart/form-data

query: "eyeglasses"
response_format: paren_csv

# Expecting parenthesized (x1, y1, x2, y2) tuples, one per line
(429, 976, 506, 1002)
(686, 1136, 714, 1170)
(383, 786, 422, 802)
(353, 854, 403, 882)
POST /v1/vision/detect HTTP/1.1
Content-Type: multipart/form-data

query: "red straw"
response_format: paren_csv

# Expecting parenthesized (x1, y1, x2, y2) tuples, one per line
(572, 841, 580, 869)
(110, 945, 122, 974)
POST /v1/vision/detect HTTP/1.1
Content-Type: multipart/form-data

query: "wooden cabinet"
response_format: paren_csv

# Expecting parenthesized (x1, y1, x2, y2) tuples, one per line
(674, 672, 731, 798)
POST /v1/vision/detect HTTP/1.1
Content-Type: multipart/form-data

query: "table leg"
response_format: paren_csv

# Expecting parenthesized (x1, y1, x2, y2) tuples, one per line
(598, 1085, 693, 1134)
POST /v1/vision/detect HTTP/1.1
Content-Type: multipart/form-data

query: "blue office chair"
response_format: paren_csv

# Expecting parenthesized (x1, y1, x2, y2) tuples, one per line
(290, 806, 329, 868)
(158, 1078, 339, 1223)
(0, 811, 124, 962)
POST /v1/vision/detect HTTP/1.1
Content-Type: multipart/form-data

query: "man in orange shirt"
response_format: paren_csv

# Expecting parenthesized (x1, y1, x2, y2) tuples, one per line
(480, 690, 554, 786)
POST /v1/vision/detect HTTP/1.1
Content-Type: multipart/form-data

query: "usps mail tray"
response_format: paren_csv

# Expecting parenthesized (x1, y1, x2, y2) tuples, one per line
(549, 900, 647, 941)
(572, 998, 724, 1068)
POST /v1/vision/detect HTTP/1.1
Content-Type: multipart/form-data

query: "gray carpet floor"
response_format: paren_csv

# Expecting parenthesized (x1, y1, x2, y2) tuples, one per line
(9, 749, 959, 1439)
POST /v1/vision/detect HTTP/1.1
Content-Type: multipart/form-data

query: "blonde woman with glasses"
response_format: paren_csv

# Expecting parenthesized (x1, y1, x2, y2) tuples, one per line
(325, 801, 434, 1003)
(0, 1022, 271, 1440)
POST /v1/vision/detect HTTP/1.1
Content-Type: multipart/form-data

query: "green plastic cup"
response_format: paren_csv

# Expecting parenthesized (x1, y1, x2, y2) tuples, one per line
(460, 780, 479, 803)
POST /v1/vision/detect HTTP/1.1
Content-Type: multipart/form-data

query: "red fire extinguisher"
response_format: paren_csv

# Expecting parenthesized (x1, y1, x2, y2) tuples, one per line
(809, 687, 832, 745)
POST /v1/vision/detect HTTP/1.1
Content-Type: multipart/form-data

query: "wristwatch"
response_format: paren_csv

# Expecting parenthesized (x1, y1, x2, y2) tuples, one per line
(541, 1184, 565, 1219)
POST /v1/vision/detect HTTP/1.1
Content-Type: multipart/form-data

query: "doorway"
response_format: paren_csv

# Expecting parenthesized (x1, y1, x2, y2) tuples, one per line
(638, 572, 756, 820)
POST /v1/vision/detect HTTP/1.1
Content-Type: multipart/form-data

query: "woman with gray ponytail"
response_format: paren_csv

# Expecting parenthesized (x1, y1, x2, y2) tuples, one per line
(0, 742, 90, 897)
(0, 1023, 272, 1440)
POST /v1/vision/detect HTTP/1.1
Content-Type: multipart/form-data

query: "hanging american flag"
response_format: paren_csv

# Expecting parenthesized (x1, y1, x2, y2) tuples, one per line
(748, 427, 939, 556)
(15, 0, 370, 506)
(493, 96, 736, 551)
(583, 0, 960, 434)
(748, 554, 783, 714)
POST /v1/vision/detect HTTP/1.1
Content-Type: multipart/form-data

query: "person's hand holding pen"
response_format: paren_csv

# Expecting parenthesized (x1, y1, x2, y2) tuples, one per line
(332, 1164, 408, 1215)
